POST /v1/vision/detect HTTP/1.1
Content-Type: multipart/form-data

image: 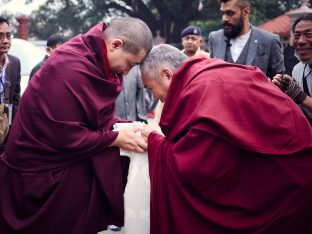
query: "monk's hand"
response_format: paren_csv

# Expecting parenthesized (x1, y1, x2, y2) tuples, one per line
(141, 125, 160, 142)
(273, 74, 307, 104)
(111, 126, 147, 153)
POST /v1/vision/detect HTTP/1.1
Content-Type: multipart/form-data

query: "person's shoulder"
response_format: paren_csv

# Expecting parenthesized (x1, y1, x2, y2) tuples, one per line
(252, 26, 280, 40)
(208, 29, 224, 39)
(7, 54, 20, 63)
(197, 49, 210, 57)
(291, 62, 307, 81)
(32, 60, 44, 71)
(292, 62, 305, 77)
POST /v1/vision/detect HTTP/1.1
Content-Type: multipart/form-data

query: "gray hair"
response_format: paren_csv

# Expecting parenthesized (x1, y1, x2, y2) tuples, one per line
(140, 44, 188, 81)
(104, 17, 153, 55)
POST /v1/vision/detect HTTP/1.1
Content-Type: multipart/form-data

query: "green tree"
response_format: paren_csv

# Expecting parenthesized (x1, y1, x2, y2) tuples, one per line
(30, 0, 112, 39)
(29, 0, 219, 43)
(251, 0, 305, 25)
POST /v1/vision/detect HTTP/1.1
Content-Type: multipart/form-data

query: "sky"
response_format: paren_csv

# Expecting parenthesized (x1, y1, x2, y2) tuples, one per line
(0, 0, 46, 15)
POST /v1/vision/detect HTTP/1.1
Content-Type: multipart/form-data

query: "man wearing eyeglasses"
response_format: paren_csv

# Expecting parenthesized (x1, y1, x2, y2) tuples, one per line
(0, 17, 21, 151)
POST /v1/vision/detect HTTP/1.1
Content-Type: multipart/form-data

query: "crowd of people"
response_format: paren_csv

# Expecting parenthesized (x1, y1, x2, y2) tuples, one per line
(0, 0, 312, 233)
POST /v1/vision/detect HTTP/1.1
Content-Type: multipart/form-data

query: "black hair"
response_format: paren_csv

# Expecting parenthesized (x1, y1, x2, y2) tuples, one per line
(292, 13, 312, 33)
(0, 17, 9, 27)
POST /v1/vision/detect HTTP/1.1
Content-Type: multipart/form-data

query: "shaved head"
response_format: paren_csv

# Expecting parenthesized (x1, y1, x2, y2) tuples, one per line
(104, 17, 153, 55)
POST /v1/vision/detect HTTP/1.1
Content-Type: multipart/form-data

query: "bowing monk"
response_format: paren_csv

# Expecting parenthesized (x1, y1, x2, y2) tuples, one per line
(0, 17, 152, 234)
(140, 44, 312, 234)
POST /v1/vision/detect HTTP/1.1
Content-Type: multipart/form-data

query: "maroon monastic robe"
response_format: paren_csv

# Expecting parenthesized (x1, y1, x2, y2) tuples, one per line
(148, 57, 312, 234)
(0, 23, 128, 234)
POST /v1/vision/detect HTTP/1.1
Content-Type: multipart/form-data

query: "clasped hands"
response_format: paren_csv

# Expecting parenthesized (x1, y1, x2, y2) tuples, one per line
(272, 73, 307, 104)
(111, 123, 159, 153)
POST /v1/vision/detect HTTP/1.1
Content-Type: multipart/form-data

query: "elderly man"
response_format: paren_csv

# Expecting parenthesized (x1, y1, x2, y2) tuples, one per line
(209, 0, 285, 79)
(0, 17, 152, 234)
(181, 25, 209, 57)
(273, 13, 312, 125)
(140, 44, 312, 234)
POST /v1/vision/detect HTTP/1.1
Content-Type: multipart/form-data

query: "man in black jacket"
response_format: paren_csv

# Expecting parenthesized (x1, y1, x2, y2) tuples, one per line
(29, 33, 65, 81)
(0, 17, 21, 151)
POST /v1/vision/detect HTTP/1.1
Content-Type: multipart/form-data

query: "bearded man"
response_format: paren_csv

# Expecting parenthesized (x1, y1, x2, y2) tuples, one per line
(208, 0, 285, 79)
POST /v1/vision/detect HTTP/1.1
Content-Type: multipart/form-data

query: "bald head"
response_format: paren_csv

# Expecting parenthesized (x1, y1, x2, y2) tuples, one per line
(104, 17, 153, 55)
(140, 44, 188, 81)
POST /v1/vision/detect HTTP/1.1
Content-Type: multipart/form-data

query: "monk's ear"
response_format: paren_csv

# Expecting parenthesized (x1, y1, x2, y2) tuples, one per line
(110, 39, 123, 50)
(160, 68, 173, 82)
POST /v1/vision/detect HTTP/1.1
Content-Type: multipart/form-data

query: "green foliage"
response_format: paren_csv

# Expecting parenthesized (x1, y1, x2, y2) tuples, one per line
(250, 0, 302, 25)
(29, 0, 112, 39)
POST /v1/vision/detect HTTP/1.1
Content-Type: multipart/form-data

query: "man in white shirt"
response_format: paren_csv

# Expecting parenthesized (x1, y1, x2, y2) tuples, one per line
(208, 0, 285, 79)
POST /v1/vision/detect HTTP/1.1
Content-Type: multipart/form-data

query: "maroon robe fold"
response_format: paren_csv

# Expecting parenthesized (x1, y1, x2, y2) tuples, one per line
(0, 22, 128, 234)
(148, 57, 312, 234)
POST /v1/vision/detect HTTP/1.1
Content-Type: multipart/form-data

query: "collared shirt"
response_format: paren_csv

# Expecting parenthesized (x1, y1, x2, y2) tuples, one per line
(181, 47, 209, 57)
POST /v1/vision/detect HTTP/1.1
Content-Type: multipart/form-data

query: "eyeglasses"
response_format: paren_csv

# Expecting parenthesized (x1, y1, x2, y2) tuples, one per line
(0, 33, 12, 41)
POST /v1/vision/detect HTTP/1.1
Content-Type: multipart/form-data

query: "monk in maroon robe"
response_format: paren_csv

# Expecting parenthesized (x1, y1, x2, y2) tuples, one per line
(0, 17, 152, 234)
(141, 44, 312, 234)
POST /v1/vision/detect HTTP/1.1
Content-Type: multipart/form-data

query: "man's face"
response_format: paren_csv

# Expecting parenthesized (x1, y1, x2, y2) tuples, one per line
(220, 0, 245, 38)
(0, 22, 11, 56)
(107, 42, 146, 75)
(142, 72, 170, 103)
(293, 20, 312, 63)
(181, 35, 202, 56)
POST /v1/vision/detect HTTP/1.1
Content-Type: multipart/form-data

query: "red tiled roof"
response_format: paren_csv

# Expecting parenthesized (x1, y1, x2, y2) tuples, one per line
(258, 14, 291, 38)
